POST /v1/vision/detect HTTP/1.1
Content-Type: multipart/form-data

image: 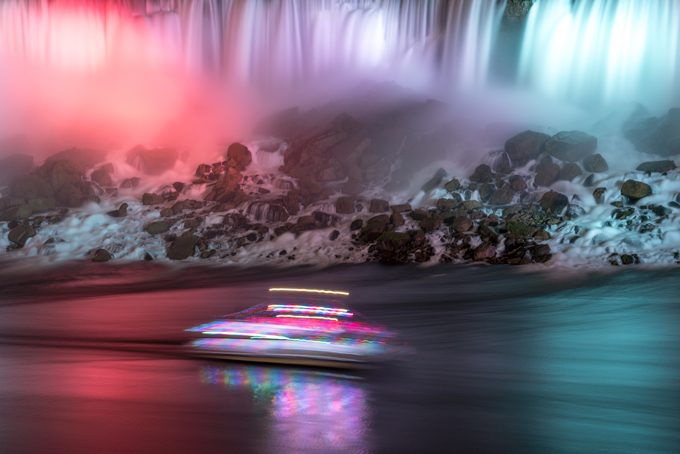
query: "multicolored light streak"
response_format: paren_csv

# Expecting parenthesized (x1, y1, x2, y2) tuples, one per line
(268, 288, 350, 296)
(267, 304, 353, 317)
(275, 314, 339, 322)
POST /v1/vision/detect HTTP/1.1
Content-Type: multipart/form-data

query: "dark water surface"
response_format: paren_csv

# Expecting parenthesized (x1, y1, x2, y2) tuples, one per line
(0, 261, 679, 453)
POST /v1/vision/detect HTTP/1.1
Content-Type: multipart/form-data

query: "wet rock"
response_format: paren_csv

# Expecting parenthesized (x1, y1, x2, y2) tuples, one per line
(621, 254, 639, 265)
(636, 160, 676, 173)
(492, 151, 512, 174)
(90, 248, 112, 262)
(451, 216, 473, 233)
(171, 199, 203, 214)
(329, 229, 340, 241)
(436, 198, 459, 210)
(334, 196, 355, 214)
(8, 223, 36, 248)
(0, 154, 34, 185)
(444, 179, 461, 192)
(469, 164, 493, 183)
(247, 202, 289, 223)
(544, 131, 597, 162)
(539, 190, 569, 213)
(582, 153, 608, 172)
(173, 182, 186, 193)
(107, 203, 128, 218)
(359, 214, 391, 242)
(421, 168, 447, 192)
(390, 211, 405, 227)
(142, 193, 165, 205)
(534, 156, 560, 187)
(369, 198, 390, 213)
(621, 179, 652, 203)
(473, 242, 496, 261)
(35, 159, 97, 207)
(391, 203, 412, 213)
(120, 177, 141, 189)
(195, 164, 212, 177)
(126, 145, 178, 175)
(593, 187, 607, 204)
(530, 244, 552, 263)
(373, 230, 434, 264)
(145, 220, 172, 235)
(349, 219, 363, 231)
(419, 214, 442, 233)
(478, 183, 494, 202)
(166, 233, 198, 260)
(583, 174, 595, 187)
(225, 143, 252, 171)
(532, 229, 551, 241)
(462, 200, 482, 211)
(504, 130, 550, 166)
(489, 185, 514, 206)
(558, 162, 583, 181)
(45, 148, 106, 172)
(91, 163, 114, 187)
(204, 168, 245, 205)
(509, 175, 527, 192)
(625, 108, 680, 157)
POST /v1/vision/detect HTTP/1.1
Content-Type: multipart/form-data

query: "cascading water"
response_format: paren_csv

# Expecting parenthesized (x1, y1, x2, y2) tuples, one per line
(518, 0, 680, 107)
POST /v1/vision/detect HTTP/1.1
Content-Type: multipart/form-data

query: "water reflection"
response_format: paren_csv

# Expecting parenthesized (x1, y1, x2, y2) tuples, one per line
(200, 365, 370, 453)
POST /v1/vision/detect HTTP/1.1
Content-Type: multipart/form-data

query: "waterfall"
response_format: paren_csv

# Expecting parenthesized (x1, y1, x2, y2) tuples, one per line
(0, 0, 506, 91)
(518, 0, 680, 106)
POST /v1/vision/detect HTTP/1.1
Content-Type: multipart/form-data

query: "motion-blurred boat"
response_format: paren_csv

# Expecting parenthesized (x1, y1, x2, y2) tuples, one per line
(186, 287, 398, 368)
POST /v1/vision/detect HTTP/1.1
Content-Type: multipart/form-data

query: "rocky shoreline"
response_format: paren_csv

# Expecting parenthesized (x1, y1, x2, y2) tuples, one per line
(2, 104, 680, 267)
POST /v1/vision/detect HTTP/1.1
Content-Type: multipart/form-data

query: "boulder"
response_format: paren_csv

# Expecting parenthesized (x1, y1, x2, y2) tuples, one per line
(8, 174, 53, 199)
(421, 168, 447, 192)
(509, 175, 527, 192)
(444, 179, 461, 192)
(0, 154, 34, 185)
(391, 203, 412, 213)
(625, 108, 680, 157)
(544, 131, 597, 162)
(166, 233, 199, 260)
(8, 224, 36, 247)
(451, 215, 473, 233)
(534, 156, 560, 187)
(469, 164, 493, 183)
(504, 130, 550, 166)
(45, 148, 106, 172)
(126, 145, 178, 175)
(593, 187, 606, 204)
(369, 198, 390, 213)
(582, 153, 608, 172)
(204, 168, 244, 205)
(359, 214, 391, 242)
(539, 190, 569, 213)
(334, 196, 354, 214)
(492, 152, 512, 174)
(91, 163, 114, 187)
(90, 248, 112, 262)
(488, 185, 514, 206)
(473, 242, 496, 261)
(225, 143, 252, 171)
(636, 160, 676, 173)
(349, 219, 363, 231)
(142, 193, 165, 205)
(120, 177, 141, 189)
(107, 203, 128, 218)
(621, 179, 652, 202)
(558, 162, 583, 181)
(145, 220, 172, 235)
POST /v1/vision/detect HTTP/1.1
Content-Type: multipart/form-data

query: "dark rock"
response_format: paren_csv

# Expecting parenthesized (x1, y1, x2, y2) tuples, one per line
(45, 148, 106, 172)
(444, 179, 461, 192)
(436, 198, 459, 210)
(492, 152, 512, 174)
(369, 198, 390, 213)
(166, 233, 199, 260)
(195, 164, 212, 177)
(461, 200, 482, 211)
(0, 154, 34, 185)
(473, 242, 496, 261)
(539, 190, 569, 213)
(334, 196, 355, 214)
(636, 160, 676, 173)
(625, 108, 680, 157)
(583, 153, 609, 172)
(91, 163, 114, 187)
(173, 182, 186, 193)
(90, 248, 112, 262)
(419, 215, 442, 233)
(391, 211, 405, 227)
(469, 164, 493, 183)
(390, 203, 412, 213)
(530, 244, 552, 263)
(534, 156, 560, 187)
(225, 143, 252, 171)
(544, 131, 597, 162)
(489, 185, 514, 206)
(145, 220, 172, 235)
(126, 145, 178, 175)
(107, 203, 128, 218)
(583, 174, 595, 187)
(451, 216, 473, 233)
(329, 229, 340, 241)
(120, 177, 141, 189)
(509, 175, 527, 192)
(421, 168, 447, 192)
(505, 130, 550, 166)
(349, 219, 363, 231)
(558, 162, 583, 181)
(8, 224, 36, 247)
(204, 168, 244, 205)
(359, 214, 391, 242)
(34, 159, 97, 207)
(478, 183, 494, 202)
(621, 179, 652, 202)
(142, 193, 165, 205)
(171, 199, 203, 214)
(532, 229, 551, 240)
(593, 187, 607, 204)
(247, 202, 289, 223)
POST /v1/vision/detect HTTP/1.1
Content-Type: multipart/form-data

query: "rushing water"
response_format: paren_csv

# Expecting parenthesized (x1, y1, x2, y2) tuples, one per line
(1, 0, 679, 107)
(0, 262, 680, 453)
